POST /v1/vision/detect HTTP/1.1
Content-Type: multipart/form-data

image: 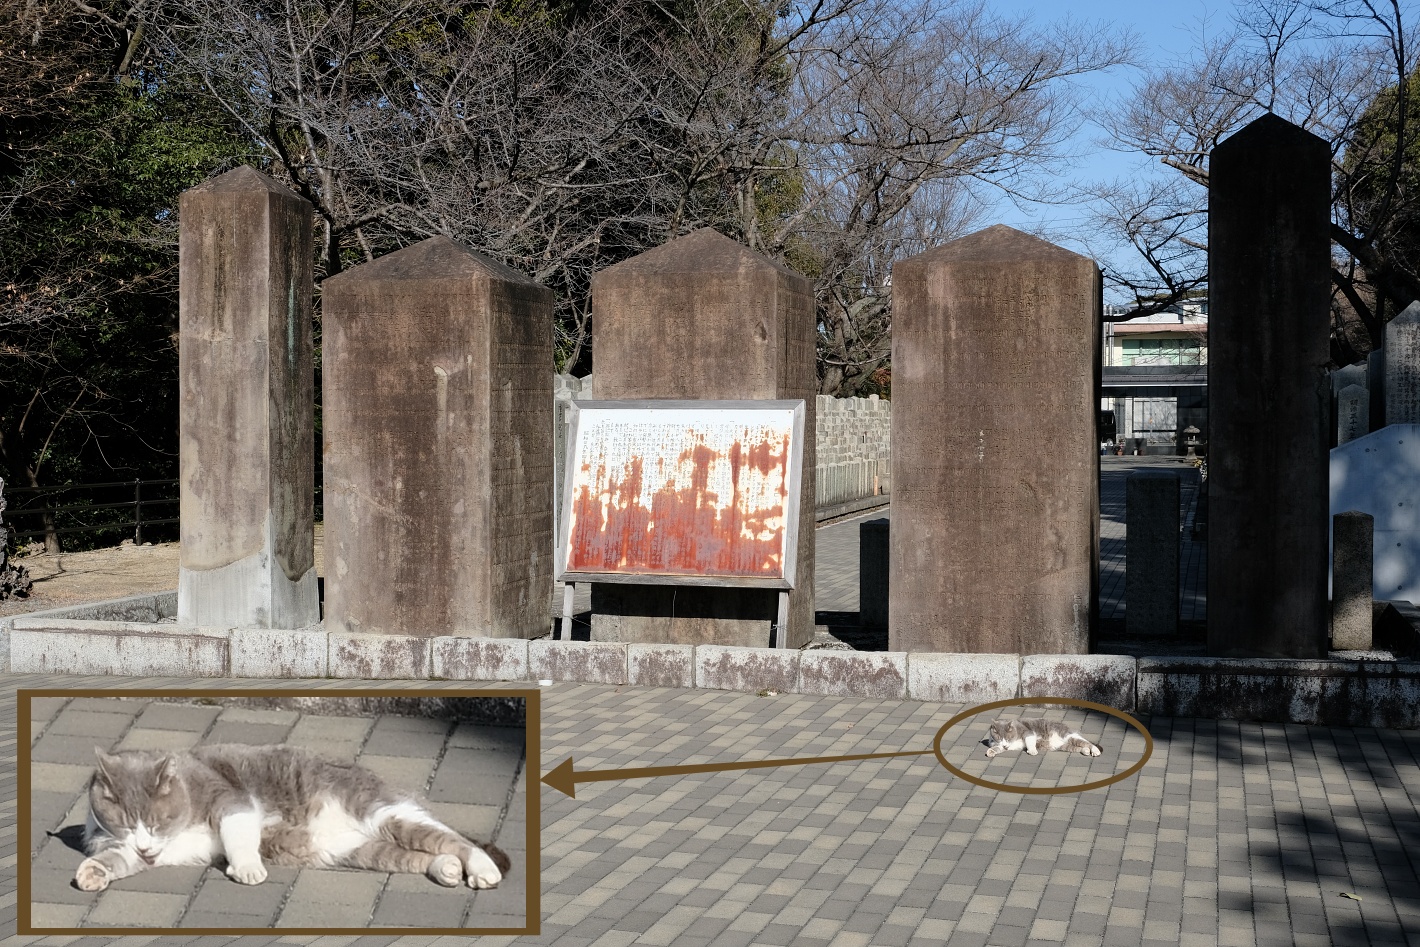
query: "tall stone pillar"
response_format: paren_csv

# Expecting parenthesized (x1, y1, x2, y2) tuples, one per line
(588, 228, 816, 648)
(321, 237, 554, 638)
(178, 167, 318, 629)
(889, 225, 1100, 654)
(1385, 301, 1420, 424)
(1126, 472, 1180, 637)
(1208, 114, 1331, 658)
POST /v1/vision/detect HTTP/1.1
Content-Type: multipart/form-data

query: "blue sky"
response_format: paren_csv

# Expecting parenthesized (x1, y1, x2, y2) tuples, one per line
(980, 0, 1230, 294)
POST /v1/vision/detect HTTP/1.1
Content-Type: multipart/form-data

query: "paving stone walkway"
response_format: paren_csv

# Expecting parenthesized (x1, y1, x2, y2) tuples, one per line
(6, 674, 1420, 946)
(21, 685, 528, 932)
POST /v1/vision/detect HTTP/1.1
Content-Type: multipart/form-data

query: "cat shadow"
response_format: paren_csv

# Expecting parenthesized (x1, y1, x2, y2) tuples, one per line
(48, 825, 86, 855)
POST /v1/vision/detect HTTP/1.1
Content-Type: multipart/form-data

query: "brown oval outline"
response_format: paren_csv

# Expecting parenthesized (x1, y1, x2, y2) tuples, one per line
(932, 696, 1154, 795)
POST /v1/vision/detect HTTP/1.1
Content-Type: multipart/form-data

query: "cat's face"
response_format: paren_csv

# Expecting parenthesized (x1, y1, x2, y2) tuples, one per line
(982, 718, 1017, 750)
(89, 750, 194, 863)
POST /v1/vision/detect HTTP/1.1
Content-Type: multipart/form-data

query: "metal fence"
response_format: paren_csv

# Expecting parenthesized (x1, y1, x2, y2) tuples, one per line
(3, 479, 179, 548)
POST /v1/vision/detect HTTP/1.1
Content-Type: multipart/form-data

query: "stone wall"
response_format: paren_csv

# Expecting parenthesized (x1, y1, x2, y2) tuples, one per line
(553, 376, 891, 514)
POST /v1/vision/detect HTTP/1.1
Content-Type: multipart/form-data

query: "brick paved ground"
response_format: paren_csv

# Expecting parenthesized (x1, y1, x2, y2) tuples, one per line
(6, 674, 1420, 946)
(21, 686, 528, 931)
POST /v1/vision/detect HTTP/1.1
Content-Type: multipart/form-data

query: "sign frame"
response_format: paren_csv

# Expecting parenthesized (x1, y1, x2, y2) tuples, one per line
(554, 399, 806, 590)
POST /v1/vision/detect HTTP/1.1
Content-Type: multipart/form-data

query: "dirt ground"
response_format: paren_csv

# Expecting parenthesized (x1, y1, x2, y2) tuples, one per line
(0, 525, 326, 618)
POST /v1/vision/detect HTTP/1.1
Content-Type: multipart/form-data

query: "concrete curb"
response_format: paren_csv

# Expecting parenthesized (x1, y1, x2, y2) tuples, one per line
(10, 597, 1420, 726)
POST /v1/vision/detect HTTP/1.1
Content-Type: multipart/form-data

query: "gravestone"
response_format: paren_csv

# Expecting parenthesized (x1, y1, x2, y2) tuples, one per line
(859, 518, 889, 629)
(588, 228, 816, 648)
(177, 167, 319, 629)
(1208, 114, 1331, 658)
(321, 237, 554, 638)
(1337, 384, 1369, 445)
(1126, 472, 1180, 637)
(1385, 301, 1420, 424)
(1332, 510, 1374, 650)
(889, 225, 1100, 654)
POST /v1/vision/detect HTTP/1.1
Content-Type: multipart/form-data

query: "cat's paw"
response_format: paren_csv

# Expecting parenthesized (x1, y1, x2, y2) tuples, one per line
(1025, 747, 1039, 756)
(1081, 744, 1101, 757)
(75, 858, 111, 892)
(429, 853, 463, 887)
(984, 746, 1002, 758)
(225, 861, 268, 885)
(465, 848, 503, 889)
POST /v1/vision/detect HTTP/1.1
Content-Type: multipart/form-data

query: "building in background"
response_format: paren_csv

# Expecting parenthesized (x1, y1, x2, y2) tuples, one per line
(1101, 298, 1208, 454)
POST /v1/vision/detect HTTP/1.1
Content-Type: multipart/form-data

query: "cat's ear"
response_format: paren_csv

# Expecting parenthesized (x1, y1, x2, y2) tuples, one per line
(94, 748, 119, 778)
(151, 756, 178, 796)
(93, 749, 119, 798)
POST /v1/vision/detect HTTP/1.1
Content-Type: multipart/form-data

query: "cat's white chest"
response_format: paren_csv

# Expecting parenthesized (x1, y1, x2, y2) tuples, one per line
(153, 824, 219, 866)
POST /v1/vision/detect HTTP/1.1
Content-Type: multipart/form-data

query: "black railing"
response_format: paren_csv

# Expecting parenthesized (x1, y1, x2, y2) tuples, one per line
(4, 479, 180, 548)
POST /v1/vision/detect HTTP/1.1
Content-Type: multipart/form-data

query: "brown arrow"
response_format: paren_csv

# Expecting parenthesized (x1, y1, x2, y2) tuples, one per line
(543, 749, 934, 798)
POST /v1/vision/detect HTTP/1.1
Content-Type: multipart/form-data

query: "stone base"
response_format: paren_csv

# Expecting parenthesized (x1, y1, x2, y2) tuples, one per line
(179, 559, 319, 630)
(589, 584, 810, 649)
(10, 594, 1420, 727)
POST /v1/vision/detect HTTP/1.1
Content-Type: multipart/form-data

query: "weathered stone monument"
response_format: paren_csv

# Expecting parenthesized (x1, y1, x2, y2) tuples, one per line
(859, 518, 889, 629)
(1337, 384, 1369, 445)
(587, 228, 817, 648)
(1208, 114, 1331, 658)
(889, 225, 1100, 654)
(1126, 471, 1180, 637)
(177, 167, 319, 629)
(1386, 301, 1420, 424)
(1332, 510, 1374, 650)
(321, 237, 554, 638)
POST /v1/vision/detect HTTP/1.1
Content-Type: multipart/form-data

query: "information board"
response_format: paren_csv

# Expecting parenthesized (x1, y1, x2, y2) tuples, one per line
(556, 400, 805, 588)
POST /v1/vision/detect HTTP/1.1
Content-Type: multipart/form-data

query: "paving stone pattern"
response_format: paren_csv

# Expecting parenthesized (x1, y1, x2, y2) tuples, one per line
(7, 674, 1420, 945)
(23, 688, 528, 931)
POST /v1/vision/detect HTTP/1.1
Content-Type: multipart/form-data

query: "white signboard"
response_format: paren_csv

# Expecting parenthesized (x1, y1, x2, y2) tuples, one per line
(556, 400, 805, 588)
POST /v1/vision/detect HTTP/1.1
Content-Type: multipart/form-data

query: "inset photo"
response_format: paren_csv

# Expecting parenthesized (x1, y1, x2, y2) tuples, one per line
(21, 689, 538, 934)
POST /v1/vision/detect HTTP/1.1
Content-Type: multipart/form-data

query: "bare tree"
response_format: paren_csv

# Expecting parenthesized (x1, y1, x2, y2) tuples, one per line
(1087, 0, 1416, 360)
(146, 0, 1135, 390)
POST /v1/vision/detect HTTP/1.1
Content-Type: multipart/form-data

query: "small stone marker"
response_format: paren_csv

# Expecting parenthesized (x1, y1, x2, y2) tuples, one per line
(177, 167, 319, 629)
(1332, 510, 1374, 650)
(1337, 384, 1369, 445)
(1385, 301, 1420, 425)
(321, 237, 554, 638)
(1126, 472, 1180, 637)
(889, 225, 1100, 654)
(1207, 114, 1331, 658)
(588, 229, 817, 648)
(859, 518, 889, 629)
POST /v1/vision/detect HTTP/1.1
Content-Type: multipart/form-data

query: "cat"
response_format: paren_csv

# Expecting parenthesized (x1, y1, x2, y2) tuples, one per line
(74, 743, 510, 893)
(981, 717, 1102, 759)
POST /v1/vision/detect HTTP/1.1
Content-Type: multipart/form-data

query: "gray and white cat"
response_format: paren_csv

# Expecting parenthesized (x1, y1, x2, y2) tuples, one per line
(981, 718, 1102, 758)
(75, 744, 509, 893)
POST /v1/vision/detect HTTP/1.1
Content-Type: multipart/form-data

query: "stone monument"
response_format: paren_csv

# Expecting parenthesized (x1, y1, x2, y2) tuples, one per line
(587, 228, 816, 648)
(1332, 510, 1374, 650)
(1207, 114, 1331, 658)
(889, 225, 1100, 654)
(859, 518, 889, 629)
(1126, 472, 1180, 637)
(1337, 384, 1369, 445)
(321, 236, 554, 638)
(1385, 301, 1420, 425)
(177, 167, 319, 629)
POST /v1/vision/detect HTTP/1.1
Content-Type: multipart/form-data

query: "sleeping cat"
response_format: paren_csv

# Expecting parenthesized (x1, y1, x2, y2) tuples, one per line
(75, 744, 510, 893)
(981, 718, 1102, 759)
